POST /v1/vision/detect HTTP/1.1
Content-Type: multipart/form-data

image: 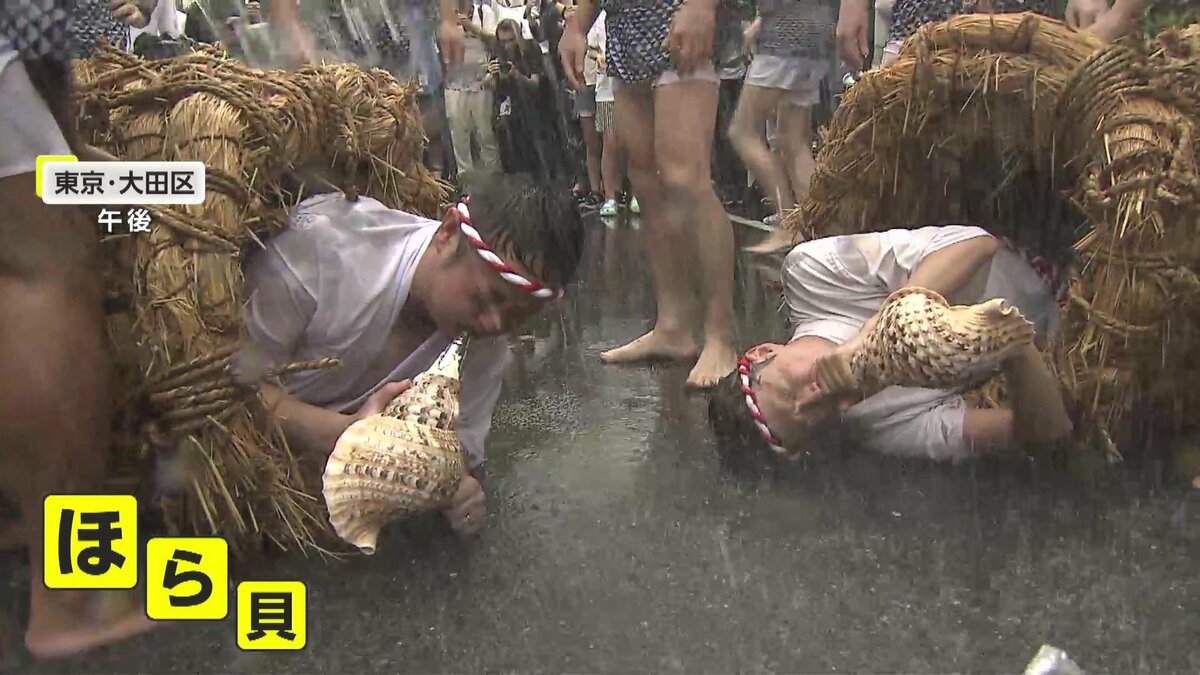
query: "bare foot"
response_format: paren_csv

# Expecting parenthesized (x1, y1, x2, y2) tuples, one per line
(600, 330, 699, 365)
(686, 341, 738, 389)
(25, 589, 158, 660)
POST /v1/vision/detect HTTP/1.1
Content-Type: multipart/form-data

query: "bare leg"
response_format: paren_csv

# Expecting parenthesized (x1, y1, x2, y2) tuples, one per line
(600, 130, 625, 202)
(599, 86, 700, 365)
(728, 83, 793, 216)
(0, 173, 156, 660)
(580, 114, 604, 195)
(775, 100, 815, 205)
(654, 79, 737, 388)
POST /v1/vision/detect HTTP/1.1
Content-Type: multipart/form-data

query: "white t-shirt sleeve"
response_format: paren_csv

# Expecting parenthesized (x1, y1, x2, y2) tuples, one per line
(782, 239, 884, 344)
(241, 246, 318, 371)
(857, 393, 971, 461)
(587, 12, 605, 50)
(456, 336, 512, 468)
(868, 225, 994, 290)
(477, 5, 497, 33)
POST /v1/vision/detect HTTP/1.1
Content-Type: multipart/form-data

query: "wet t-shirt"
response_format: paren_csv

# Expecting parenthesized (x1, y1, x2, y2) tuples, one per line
(782, 225, 1059, 461)
(240, 193, 511, 468)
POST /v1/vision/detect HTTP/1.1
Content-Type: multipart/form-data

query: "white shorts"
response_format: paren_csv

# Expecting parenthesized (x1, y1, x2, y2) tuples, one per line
(881, 39, 903, 66)
(612, 65, 720, 93)
(0, 54, 73, 180)
(744, 54, 828, 108)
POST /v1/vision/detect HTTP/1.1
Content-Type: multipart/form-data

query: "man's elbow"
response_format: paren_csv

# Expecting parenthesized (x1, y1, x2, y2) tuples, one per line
(1017, 415, 1074, 446)
(973, 233, 1001, 260)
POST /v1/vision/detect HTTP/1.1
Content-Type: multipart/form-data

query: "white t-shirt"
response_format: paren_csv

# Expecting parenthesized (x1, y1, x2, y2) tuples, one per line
(0, 54, 75, 181)
(782, 225, 1060, 462)
(583, 9, 605, 86)
(240, 193, 512, 468)
(492, 1, 535, 41)
(592, 13, 614, 102)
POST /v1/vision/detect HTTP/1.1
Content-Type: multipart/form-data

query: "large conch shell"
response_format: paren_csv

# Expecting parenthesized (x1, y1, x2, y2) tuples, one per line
(813, 287, 1035, 399)
(322, 336, 468, 555)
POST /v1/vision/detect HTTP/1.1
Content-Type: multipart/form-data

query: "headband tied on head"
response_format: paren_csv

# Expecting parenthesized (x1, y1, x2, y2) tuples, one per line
(454, 197, 562, 300)
(737, 355, 801, 460)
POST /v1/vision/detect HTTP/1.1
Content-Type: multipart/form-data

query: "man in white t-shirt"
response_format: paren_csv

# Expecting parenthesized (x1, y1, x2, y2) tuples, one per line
(709, 226, 1073, 465)
(241, 174, 584, 538)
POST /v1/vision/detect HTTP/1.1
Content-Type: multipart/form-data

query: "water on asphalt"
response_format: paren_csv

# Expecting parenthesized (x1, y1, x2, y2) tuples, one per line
(3, 215, 1198, 673)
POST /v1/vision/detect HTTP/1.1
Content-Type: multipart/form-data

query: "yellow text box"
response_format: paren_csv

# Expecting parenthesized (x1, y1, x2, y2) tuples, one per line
(43, 494, 138, 590)
(236, 581, 307, 651)
(35, 155, 78, 199)
(146, 537, 229, 621)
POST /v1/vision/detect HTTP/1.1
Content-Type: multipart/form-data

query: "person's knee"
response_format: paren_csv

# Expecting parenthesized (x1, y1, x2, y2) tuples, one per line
(657, 155, 710, 195)
(726, 102, 759, 142)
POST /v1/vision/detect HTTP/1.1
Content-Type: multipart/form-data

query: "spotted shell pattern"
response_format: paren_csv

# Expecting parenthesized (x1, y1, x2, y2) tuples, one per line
(813, 287, 1035, 398)
(322, 337, 467, 555)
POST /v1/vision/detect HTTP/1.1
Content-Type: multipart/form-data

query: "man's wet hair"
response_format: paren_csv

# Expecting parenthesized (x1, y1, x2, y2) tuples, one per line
(456, 171, 584, 289)
(708, 361, 780, 475)
(710, 358, 863, 477)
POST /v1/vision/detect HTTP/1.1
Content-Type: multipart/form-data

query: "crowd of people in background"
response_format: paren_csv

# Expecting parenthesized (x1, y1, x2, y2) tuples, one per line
(69, 0, 1151, 237)
(29, 0, 1150, 391)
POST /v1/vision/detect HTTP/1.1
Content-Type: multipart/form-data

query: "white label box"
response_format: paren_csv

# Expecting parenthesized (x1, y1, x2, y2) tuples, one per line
(39, 161, 207, 205)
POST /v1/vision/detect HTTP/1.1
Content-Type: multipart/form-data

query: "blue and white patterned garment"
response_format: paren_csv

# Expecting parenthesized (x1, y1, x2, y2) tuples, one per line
(69, 0, 129, 58)
(1, 0, 74, 62)
(600, 0, 741, 84)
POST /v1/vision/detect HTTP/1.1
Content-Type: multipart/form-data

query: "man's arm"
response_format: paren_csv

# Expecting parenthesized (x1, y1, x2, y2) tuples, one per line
(1087, 0, 1152, 42)
(962, 345, 1073, 451)
(836, 230, 998, 355)
(259, 383, 355, 459)
(456, 337, 512, 469)
(836, 0, 872, 69)
(902, 234, 999, 300)
(464, 5, 497, 43)
(569, 0, 599, 34)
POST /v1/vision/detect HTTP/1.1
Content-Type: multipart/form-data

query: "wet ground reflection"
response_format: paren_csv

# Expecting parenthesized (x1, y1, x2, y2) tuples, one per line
(4, 214, 1197, 673)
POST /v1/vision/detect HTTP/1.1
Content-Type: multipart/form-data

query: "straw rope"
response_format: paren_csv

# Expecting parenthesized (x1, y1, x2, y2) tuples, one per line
(783, 13, 1200, 461)
(74, 44, 448, 555)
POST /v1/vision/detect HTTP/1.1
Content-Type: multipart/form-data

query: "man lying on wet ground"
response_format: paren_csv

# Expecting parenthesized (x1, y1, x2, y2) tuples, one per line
(708, 225, 1073, 466)
(239, 172, 583, 538)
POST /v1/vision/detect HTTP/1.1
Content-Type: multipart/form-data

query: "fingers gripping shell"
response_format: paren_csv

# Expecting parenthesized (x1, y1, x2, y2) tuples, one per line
(816, 287, 1036, 398)
(322, 337, 468, 554)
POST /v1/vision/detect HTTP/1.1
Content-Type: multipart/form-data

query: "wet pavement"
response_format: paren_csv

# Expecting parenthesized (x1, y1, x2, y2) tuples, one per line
(4, 215, 1199, 673)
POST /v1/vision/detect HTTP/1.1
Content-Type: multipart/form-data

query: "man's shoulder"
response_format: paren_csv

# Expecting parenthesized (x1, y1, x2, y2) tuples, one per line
(280, 193, 439, 241)
(783, 234, 847, 266)
(249, 193, 438, 282)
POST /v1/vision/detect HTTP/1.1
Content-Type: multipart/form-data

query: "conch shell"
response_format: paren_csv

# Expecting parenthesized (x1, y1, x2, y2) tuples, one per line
(813, 287, 1035, 399)
(322, 336, 468, 554)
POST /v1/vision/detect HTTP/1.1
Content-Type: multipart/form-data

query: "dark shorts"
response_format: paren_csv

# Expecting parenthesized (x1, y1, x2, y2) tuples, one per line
(574, 85, 597, 118)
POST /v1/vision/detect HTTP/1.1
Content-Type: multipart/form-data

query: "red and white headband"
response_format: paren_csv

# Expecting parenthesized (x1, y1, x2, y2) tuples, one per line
(737, 355, 801, 460)
(454, 197, 562, 300)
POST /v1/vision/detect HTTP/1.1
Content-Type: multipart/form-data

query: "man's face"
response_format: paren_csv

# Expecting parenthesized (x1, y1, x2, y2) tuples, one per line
(497, 27, 517, 50)
(426, 225, 550, 338)
(744, 340, 843, 448)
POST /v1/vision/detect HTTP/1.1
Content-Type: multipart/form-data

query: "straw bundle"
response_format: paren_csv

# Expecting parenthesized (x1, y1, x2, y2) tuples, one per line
(72, 43, 447, 554)
(784, 14, 1200, 460)
(788, 14, 1105, 268)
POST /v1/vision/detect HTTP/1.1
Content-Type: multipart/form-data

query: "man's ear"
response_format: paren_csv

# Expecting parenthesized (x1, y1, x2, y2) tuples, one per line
(433, 208, 461, 250)
(744, 343, 779, 363)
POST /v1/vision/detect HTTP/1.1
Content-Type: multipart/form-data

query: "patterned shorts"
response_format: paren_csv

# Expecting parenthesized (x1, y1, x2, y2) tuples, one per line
(595, 100, 616, 133)
(0, 0, 74, 63)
